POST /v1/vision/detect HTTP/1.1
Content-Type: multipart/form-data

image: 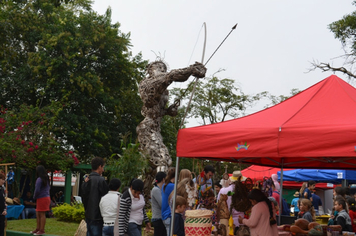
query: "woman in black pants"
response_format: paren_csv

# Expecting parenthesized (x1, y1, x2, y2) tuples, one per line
(151, 172, 167, 236)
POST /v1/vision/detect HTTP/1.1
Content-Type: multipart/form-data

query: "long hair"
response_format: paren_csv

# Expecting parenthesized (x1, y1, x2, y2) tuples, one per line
(169, 177, 194, 202)
(36, 165, 48, 187)
(347, 197, 356, 211)
(299, 182, 307, 198)
(163, 168, 175, 192)
(248, 189, 276, 225)
(179, 169, 192, 182)
(300, 198, 316, 221)
(334, 187, 347, 198)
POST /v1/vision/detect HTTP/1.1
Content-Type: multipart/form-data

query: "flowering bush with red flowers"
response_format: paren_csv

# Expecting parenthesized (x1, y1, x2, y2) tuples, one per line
(0, 104, 78, 171)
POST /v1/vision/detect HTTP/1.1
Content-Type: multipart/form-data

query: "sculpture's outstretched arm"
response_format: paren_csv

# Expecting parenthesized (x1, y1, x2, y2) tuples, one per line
(166, 62, 206, 83)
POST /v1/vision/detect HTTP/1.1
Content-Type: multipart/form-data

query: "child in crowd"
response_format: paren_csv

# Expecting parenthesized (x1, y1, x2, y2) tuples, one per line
(298, 199, 315, 222)
(297, 199, 304, 218)
(333, 197, 353, 232)
(329, 187, 348, 225)
(346, 197, 356, 232)
(174, 196, 187, 236)
(291, 191, 300, 216)
(214, 181, 222, 195)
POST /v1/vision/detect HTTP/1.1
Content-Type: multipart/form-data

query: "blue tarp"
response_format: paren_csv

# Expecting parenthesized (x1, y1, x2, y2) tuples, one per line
(277, 169, 356, 184)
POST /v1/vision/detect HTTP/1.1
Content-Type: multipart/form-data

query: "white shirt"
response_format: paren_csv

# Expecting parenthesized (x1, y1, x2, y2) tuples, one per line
(99, 191, 120, 224)
(128, 188, 145, 225)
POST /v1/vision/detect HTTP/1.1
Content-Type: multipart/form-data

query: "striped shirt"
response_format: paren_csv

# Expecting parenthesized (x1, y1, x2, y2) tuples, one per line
(118, 189, 149, 236)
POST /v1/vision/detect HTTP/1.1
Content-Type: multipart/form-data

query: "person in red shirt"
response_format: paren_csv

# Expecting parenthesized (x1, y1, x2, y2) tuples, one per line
(347, 197, 356, 232)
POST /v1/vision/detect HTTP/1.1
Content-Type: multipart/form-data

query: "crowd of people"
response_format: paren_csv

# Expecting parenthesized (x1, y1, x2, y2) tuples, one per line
(80, 157, 277, 236)
(79, 156, 356, 236)
(289, 181, 356, 233)
(3, 156, 352, 236)
(80, 157, 218, 236)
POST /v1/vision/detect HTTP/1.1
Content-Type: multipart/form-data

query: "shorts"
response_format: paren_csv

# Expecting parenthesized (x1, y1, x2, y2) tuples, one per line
(36, 197, 50, 212)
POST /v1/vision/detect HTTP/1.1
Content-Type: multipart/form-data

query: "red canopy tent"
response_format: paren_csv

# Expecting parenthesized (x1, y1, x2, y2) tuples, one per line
(241, 165, 292, 180)
(240, 165, 333, 189)
(177, 75, 356, 169)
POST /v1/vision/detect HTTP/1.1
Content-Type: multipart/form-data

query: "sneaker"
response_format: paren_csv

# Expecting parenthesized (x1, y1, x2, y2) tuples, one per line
(34, 230, 45, 235)
(30, 229, 39, 234)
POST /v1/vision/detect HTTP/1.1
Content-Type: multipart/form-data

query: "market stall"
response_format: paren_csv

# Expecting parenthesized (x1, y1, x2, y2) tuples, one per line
(175, 75, 356, 232)
(277, 169, 356, 184)
(177, 75, 356, 169)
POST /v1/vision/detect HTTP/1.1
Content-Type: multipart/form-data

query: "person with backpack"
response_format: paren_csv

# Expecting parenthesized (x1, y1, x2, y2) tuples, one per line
(272, 182, 290, 216)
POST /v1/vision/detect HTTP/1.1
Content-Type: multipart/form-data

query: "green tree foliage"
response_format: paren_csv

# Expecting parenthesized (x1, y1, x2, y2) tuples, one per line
(106, 134, 148, 190)
(171, 75, 267, 125)
(264, 88, 301, 107)
(0, 0, 146, 161)
(311, 1, 356, 79)
(0, 104, 75, 171)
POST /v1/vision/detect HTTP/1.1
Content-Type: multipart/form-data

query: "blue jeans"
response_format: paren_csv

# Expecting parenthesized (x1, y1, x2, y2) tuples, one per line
(86, 218, 103, 236)
(163, 218, 171, 236)
(102, 226, 114, 236)
(128, 223, 142, 236)
(24, 208, 36, 219)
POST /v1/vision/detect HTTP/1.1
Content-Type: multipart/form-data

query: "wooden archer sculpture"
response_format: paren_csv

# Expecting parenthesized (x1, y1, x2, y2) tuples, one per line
(136, 60, 206, 195)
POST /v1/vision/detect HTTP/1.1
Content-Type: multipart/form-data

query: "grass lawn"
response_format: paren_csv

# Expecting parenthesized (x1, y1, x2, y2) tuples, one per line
(6, 218, 80, 236)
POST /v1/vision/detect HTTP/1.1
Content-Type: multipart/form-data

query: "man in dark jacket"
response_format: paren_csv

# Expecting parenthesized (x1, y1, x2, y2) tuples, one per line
(81, 157, 109, 236)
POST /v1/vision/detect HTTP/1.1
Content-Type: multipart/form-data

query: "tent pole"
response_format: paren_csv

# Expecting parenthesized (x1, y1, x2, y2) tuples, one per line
(170, 156, 180, 236)
(278, 160, 284, 225)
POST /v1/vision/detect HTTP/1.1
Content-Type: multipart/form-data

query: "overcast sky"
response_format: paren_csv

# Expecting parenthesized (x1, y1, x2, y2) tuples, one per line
(92, 1, 353, 126)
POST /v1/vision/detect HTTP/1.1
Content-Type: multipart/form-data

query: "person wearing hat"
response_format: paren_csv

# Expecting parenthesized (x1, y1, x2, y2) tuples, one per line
(118, 179, 151, 236)
(291, 191, 300, 216)
(217, 170, 246, 235)
(151, 172, 167, 236)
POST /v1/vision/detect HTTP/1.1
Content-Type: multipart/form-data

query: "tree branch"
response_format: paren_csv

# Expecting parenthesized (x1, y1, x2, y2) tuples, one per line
(309, 61, 356, 79)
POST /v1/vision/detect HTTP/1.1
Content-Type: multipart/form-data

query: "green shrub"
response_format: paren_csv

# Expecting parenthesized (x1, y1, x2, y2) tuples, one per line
(52, 203, 85, 223)
(143, 209, 152, 227)
(146, 209, 152, 222)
